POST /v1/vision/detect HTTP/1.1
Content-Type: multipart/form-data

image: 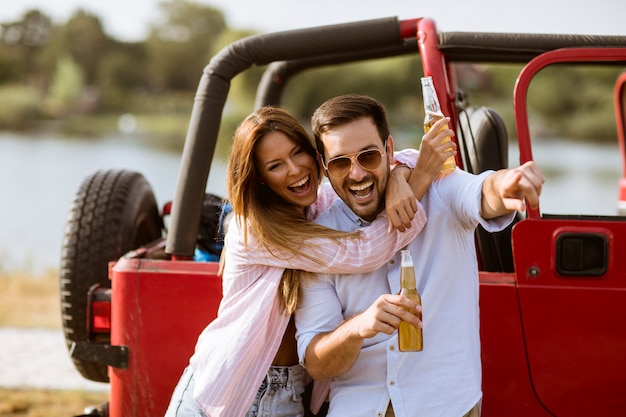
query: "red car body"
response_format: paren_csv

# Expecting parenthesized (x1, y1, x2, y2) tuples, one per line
(61, 17, 626, 417)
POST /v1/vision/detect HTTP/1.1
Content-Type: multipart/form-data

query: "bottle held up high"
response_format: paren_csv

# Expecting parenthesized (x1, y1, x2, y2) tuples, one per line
(398, 249, 423, 352)
(421, 76, 456, 174)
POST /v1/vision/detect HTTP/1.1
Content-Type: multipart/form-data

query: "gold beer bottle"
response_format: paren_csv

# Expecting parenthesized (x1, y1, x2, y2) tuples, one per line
(398, 249, 423, 352)
(421, 76, 456, 174)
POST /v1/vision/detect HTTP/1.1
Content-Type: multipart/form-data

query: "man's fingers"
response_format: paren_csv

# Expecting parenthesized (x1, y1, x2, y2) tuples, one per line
(502, 197, 526, 212)
(382, 295, 422, 328)
(505, 162, 545, 210)
(522, 166, 545, 208)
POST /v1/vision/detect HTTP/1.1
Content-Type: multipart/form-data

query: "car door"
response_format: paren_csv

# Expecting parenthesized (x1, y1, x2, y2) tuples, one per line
(512, 216, 626, 416)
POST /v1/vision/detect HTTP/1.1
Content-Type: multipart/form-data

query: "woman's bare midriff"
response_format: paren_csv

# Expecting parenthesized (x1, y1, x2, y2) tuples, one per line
(271, 315, 299, 366)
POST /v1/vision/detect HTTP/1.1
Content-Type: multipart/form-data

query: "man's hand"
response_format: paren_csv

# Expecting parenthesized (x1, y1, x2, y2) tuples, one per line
(482, 160, 546, 218)
(304, 293, 422, 380)
(349, 294, 422, 339)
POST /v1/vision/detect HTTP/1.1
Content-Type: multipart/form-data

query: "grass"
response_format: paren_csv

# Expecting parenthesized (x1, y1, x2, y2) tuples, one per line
(0, 270, 110, 416)
(0, 388, 109, 417)
(0, 269, 62, 328)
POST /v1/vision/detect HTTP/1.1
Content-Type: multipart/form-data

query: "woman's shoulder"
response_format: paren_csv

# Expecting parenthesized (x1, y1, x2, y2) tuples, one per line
(308, 182, 338, 219)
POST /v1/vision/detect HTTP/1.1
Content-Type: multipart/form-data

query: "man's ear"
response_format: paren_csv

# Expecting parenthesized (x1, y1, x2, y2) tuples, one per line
(317, 152, 329, 177)
(386, 135, 395, 162)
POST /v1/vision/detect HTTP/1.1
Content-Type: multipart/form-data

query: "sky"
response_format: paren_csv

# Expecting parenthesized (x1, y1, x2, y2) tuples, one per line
(0, 0, 625, 42)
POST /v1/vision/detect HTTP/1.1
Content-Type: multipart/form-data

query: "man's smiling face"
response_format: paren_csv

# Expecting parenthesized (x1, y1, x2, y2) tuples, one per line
(321, 117, 392, 221)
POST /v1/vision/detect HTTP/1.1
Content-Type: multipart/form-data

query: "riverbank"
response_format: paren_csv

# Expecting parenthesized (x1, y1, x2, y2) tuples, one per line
(0, 270, 107, 391)
(0, 270, 60, 328)
(0, 270, 110, 416)
(0, 327, 108, 392)
(0, 387, 108, 417)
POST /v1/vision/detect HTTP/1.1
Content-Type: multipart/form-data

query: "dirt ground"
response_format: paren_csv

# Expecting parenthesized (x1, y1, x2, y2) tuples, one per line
(0, 327, 108, 392)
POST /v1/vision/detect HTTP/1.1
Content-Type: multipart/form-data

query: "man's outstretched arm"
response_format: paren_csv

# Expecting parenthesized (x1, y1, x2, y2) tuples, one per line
(480, 160, 545, 219)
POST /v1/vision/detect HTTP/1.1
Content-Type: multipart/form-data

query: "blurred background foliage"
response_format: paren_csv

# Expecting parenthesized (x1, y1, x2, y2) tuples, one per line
(0, 0, 623, 152)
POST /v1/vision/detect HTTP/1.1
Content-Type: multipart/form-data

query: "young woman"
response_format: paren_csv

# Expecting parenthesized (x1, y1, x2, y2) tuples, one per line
(165, 106, 452, 417)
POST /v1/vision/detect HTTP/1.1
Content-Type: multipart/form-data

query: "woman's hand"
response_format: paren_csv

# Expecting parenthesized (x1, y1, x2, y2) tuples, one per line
(414, 117, 456, 182)
(407, 117, 457, 200)
(385, 117, 456, 232)
(386, 165, 417, 232)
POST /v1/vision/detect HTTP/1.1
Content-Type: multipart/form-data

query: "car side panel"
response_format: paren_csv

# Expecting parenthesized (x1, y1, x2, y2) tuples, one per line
(109, 258, 223, 416)
(513, 218, 626, 416)
(479, 273, 551, 416)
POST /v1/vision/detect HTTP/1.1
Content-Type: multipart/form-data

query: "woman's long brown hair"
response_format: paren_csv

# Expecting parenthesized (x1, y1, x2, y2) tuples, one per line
(226, 106, 359, 314)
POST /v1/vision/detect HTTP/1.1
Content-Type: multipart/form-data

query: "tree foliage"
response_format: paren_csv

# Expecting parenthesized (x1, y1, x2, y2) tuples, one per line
(0, 9, 53, 82)
(47, 54, 84, 113)
(0, 1, 622, 144)
(146, 0, 227, 91)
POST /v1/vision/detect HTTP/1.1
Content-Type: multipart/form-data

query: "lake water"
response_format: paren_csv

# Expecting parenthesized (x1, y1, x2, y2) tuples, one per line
(0, 132, 227, 274)
(0, 132, 622, 274)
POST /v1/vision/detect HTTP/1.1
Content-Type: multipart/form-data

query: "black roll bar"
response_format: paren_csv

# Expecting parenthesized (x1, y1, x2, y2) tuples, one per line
(165, 16, 409, 257)
(439, 32, 626, 62)
(254, 39, 419, 107)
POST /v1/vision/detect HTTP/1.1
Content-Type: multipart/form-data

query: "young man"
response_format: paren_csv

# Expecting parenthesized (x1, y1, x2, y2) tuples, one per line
(295, 94, 545, 417)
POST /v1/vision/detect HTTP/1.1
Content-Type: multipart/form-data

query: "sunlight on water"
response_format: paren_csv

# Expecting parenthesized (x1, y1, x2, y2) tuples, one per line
(0, 133, 227, 274)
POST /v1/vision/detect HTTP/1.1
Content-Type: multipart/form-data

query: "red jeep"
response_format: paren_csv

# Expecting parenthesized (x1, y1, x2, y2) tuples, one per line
(60, 16, 626, 416)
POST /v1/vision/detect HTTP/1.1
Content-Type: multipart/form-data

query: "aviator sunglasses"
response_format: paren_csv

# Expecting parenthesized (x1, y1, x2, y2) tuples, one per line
(322, 141, 387, 178)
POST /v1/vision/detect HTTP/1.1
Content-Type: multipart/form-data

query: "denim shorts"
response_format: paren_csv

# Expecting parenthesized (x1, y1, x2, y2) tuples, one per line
(245, 364, 308, 417)
(164, 365, 308, 417)
(164, 366, 206, 417)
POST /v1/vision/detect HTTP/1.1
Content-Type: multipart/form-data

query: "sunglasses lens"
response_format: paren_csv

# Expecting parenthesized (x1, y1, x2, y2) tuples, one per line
(357, 150, 382, 170)
(327, 157, 352, 177)
(326, 149, 384, 177)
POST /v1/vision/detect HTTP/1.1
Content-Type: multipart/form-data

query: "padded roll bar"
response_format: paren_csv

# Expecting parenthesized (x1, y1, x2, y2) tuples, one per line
(166, 16, 412, 257)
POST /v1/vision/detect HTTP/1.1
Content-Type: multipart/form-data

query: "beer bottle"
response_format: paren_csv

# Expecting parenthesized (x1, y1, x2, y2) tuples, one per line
(421, 76, 456, 174)
(398, 249, 423, 352)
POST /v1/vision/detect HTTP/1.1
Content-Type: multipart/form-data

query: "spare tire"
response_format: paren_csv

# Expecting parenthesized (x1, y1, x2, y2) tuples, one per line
(60, 169, 163, 382)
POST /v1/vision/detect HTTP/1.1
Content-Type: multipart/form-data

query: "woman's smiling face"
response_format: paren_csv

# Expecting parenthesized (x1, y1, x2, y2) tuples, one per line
(255, 130, 320, 209)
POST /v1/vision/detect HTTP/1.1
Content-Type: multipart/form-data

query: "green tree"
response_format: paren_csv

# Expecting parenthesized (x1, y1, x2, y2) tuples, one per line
(46, 53, 84, 115)
(146, 0, 227, 91)
(35, 9, 111, 96)
(0, 9, 53, 83)
(58, 10, 109, 85)
(282, 56, 420, 123)
(528, 66, 621, 140)
(97, 42, 150, 111)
